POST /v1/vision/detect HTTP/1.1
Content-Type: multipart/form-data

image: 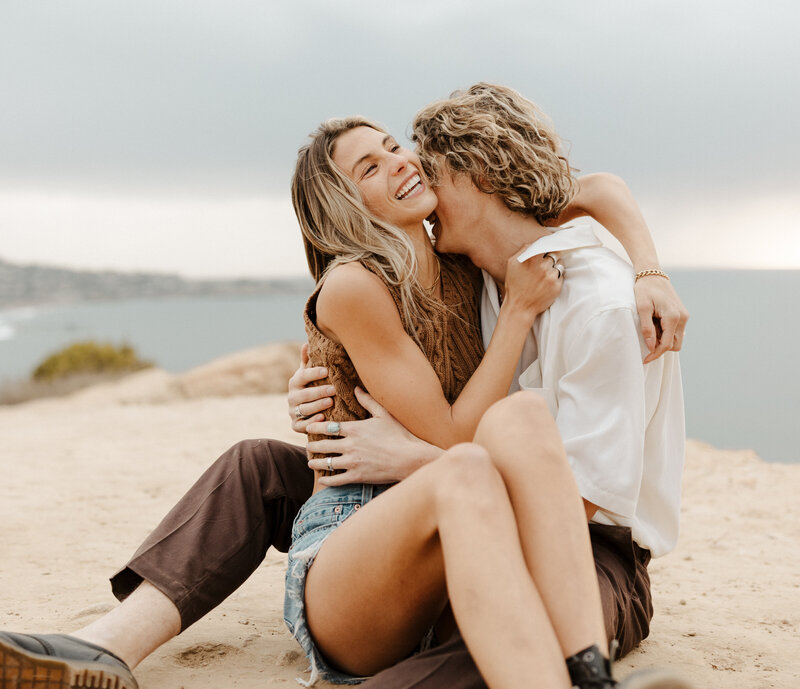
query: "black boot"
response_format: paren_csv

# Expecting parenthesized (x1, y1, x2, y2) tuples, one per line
(565, 644, 616, 689)
(566, 642, 696, 689)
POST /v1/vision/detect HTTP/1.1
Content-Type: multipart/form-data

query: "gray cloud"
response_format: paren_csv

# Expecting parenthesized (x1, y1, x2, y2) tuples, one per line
(1, 0, 797, 198)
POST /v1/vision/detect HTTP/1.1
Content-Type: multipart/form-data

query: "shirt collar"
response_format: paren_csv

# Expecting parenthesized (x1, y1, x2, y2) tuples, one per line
(482, 224, 603, 315)
(516, 224, 602, 262)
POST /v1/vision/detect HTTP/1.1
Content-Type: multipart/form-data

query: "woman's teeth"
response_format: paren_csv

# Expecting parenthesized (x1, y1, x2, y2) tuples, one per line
(396, 174, 422, 200)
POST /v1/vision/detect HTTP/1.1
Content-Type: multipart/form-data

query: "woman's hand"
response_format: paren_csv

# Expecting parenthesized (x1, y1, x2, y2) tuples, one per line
(502, 248, 564, 319)
(635, 276, 689, 363)
(306, 387, 442, 486)
(287, 343, 336, 434)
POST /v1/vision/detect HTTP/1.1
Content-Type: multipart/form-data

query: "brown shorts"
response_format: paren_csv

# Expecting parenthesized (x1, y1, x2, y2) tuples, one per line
(589, 522, 653, 658)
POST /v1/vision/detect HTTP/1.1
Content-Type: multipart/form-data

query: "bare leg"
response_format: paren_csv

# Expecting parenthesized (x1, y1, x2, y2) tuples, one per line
(71, 581, 180, 669)
(435, 445, 570, 688)
(304, 444, 571, 689)
(474, 390, 607, 658)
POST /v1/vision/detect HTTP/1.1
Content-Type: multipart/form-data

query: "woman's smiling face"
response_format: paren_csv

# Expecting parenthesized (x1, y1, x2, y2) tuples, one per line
(331, 126, 438, 232)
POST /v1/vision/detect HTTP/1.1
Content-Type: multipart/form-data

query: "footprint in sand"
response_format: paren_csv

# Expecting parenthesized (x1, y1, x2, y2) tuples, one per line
(173, 642, 241, 668)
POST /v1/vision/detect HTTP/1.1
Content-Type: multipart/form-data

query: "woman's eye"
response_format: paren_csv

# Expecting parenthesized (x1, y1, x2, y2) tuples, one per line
(363, 163, 377, 177)
(390, 144, 400, 153)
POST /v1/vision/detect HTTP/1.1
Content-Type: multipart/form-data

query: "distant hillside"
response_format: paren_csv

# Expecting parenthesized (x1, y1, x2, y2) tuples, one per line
(0, 257, 313, 309)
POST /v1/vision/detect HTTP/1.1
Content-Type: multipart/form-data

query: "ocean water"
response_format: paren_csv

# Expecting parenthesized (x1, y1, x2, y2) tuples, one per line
(1, 270, 797, 463)
(667, 270, 799, 465)
(0, 293, 310, 383)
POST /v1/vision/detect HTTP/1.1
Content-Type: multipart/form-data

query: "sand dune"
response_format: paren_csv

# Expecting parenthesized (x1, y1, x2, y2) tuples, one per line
(0, 353, 797, 688)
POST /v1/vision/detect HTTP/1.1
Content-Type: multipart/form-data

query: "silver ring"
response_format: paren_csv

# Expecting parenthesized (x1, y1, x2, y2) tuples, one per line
(555, 263, 565, 278)
(326, 457, 334, 472)
(327, 421, 341, 435)
(543, 252, 557, 268)
(294, 405, 304, 419)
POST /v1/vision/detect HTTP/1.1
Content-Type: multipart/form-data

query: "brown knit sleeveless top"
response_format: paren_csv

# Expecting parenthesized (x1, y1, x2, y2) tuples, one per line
(304, 253, 485, 468)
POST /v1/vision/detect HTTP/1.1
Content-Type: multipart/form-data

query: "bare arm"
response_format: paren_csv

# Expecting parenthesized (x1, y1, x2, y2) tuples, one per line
(554, 173, 660, 270)
(553, 173, 689, 362)
(316, 256, 558, 449)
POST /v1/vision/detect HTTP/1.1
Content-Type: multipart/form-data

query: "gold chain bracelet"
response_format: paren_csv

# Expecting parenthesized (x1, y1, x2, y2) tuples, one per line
(634, 269, 670, 282)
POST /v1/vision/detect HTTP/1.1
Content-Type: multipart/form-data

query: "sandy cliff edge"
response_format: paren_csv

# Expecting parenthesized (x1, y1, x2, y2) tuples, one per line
(0, 356, 797, 688)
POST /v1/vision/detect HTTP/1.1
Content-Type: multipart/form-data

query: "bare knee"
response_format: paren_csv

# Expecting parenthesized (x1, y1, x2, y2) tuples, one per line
(481, 390, 551, 429)
(475, 392, 568, 474)
(433, 444, 507, 517)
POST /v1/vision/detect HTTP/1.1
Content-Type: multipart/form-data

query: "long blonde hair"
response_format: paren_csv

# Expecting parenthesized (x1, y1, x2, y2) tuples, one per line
(412, 83, 578, 223)
(291, 116, 440, 336)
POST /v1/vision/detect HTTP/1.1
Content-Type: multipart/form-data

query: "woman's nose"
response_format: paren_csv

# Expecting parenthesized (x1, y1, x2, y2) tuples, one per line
(389, 152, 408, 174)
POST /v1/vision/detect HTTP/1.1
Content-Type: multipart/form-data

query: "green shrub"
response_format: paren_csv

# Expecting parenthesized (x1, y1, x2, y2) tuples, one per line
(32, 341, 153, 382)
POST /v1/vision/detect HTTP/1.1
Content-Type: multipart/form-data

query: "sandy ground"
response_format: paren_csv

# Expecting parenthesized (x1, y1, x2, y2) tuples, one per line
(1, 366, 798, 688)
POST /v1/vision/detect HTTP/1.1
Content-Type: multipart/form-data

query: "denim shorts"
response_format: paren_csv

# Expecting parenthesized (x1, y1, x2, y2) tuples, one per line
(284, 483, 391, 686)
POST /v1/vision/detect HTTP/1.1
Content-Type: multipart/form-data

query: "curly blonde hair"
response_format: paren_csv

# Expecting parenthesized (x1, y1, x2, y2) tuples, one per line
(411, 82, 578, 223)
(291, 116, 440, 340)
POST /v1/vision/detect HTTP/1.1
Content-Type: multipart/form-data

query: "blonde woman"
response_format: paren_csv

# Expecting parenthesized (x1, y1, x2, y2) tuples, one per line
(286, 118, 567, 687)
(284, 102, 689, 689)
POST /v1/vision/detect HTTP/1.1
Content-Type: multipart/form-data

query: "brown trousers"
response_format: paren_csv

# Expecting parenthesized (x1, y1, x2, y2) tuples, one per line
(111, 439, 653, 688)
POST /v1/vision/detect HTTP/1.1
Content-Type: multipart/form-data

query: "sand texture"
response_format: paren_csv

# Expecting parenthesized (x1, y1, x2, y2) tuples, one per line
(1, 356, 798, 688)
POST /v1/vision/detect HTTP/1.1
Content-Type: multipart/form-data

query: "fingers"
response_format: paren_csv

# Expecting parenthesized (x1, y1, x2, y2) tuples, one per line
(287, 368, 335, 431)
(289, 366, 330, 393)
(633, 276, 689, 362)
(318, 471, 356, 487)
(353, 386, 386, 417)
(296, 396, 334, 418)
(636, 294, 663, 363)
(292, 412, 325, 434)
(652, 310, 679, 361)
(291, 383, 336, 406)
(505, 250, 564, 315)
(671, 309, 689, 352)
(308, 454, 358, 487)
(307, 455, 344, 471)
(526, 252, 563, 276)
(641, 306, 689, 363)
(637, 303, 658, 356)
(307, 438, 348, 455)
(643, 326, 671, 364)
(306, 420, 349, 437)
(537, 253, 564, 280)
(671, 326, 686, 352)
(300, 342, 309, 367)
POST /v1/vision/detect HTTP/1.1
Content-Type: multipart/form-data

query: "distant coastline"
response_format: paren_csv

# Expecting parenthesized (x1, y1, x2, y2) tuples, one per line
(0, 256, 313, 309)
(2, 265, 799, 463)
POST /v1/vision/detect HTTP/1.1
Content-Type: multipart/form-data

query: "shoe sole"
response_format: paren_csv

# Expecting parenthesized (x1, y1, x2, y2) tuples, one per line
(0, 639, 138, 689)
(620, 668, 695, 689)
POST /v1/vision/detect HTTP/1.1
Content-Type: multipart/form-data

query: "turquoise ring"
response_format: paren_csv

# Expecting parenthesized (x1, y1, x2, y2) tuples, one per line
(326, 421, 341, 435)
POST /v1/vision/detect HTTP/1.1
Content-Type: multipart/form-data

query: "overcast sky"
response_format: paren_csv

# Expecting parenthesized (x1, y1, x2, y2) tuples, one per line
(1, 1, 798, 277)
